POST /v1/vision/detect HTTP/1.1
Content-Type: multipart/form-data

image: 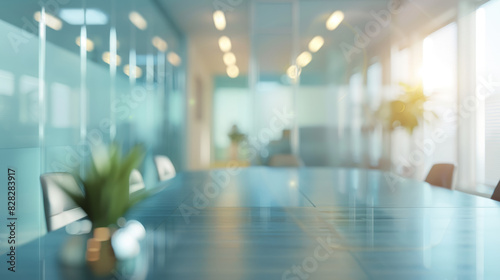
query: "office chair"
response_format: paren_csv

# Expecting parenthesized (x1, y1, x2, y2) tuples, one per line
(154, 155, 176, 181)
(129, 169, 145, 194)
(40, 173, 87, 232)
(491, 181, 500, 202)
(425, 164, 455, 189)
(268, 154, 303, 167)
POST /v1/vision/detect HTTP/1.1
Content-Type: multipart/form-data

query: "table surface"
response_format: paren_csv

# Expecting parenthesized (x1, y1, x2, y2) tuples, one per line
(4, 167, 500, 280)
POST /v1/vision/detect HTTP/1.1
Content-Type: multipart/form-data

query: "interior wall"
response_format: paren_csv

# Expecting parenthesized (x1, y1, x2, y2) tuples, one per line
(186, 40, 213, 170)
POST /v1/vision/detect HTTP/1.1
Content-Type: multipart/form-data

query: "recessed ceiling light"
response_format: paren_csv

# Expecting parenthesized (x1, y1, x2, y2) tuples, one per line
(213, 10, 226, 31)
(223, 52, 236, 66)
(59, 8, 108, 25)
(152, 36, 168, 52)
(296, 51, 312, 67)
(129, 12, 147, 30)
(287, 65, 301, 80)
(124, 64, 143, 78)
(218, 36, 231, 52)
(34, 12, 63, 31)
(167, 52, 182, 66)
(75, 36, 94, 52)
(326, 11, 344, 31)
(227, 65, 239, 78)
(308, 36, 324, 53)
(102, 52, 122, 66)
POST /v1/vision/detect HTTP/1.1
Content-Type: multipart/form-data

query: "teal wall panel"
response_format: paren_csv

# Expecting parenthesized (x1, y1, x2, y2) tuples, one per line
(0, 148, 42, 253)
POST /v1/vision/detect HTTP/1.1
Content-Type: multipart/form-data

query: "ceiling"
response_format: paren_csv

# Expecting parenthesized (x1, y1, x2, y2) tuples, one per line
(157, 0, 461, 78)
(0, 0, 461, 79)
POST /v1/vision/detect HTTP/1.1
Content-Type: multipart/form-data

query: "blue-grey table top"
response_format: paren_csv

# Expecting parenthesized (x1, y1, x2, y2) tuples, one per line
(5, 167, 500, 279)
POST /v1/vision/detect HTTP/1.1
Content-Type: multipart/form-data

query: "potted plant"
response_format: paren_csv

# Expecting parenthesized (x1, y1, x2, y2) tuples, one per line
(56, 144, 148, 275)
(228, 124, 246, 160)
(371, 82, 437, 170)
(375, 82, 435, 134)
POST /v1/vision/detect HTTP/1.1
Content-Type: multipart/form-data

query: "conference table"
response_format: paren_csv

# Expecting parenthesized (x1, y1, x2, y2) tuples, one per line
(7, 167, 500, 279)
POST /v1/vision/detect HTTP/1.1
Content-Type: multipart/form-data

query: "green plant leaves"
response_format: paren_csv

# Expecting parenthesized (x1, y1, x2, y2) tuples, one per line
(56, 144, 148, 229)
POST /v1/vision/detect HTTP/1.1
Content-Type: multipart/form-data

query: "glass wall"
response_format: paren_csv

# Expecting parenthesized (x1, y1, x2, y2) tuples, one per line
(208, 0, 499, 194)
(0, 5, 42, 252)
(210, 0, 462, 176)
(0, 0, 186, 251)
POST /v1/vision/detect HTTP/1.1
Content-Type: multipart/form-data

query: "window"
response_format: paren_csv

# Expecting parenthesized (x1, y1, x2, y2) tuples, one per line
(476, 0, 500, 186)
(367, 62, 382, 110)
(391, 47, 411, 87)
(349, 72, 364, 164)
(422, 22, 458, 170)
(213, 88, 252, 161)
(390, 47, 412, 174)
(367, 62, 383, 166)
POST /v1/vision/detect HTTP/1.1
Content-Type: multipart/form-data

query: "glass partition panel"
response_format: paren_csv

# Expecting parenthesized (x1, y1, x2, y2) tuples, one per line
(0, 1, 187, 259)
(0, 1, 42, 254)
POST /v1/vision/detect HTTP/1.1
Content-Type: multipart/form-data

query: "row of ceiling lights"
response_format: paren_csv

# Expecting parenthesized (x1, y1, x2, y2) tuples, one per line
(213, 10, 239, 78)
(33, 10, 182, 79)
(287, 10, 344, 81)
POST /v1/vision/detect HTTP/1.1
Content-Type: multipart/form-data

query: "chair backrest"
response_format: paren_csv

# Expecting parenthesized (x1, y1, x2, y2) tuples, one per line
(425, 164, 455, 189)
(40, 173, 87, 232)
(129, 169, 145, 194)
(154, 155, 176, 181)
(491, 181, 500, 202)
(268, 154, 302, 167)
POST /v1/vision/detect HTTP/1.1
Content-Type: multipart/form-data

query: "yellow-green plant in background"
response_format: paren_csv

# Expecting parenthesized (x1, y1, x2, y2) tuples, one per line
(228, 124, 246, 144)
(376, 82, 436, 134)
(58, 144, 148, 229)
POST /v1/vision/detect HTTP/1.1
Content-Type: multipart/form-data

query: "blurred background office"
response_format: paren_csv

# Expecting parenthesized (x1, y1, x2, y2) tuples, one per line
(0, 0, 499, 247)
